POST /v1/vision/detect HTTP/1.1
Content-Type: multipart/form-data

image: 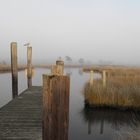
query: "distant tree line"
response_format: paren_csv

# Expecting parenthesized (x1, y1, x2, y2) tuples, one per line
(64, 56, 85, 65)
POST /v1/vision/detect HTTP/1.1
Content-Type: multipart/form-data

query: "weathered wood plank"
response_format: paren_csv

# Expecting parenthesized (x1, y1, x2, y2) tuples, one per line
(0, 87, 42, 140)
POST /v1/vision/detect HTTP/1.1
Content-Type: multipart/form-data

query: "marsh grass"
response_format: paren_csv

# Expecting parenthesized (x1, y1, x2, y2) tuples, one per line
(84, 69, 140, 109)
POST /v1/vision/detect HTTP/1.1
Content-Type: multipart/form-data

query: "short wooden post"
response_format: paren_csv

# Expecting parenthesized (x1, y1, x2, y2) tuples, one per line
(56, 60, 64, 75)
(56, 60, 64, 65)
(11, 42, 18, 98)
(102, 70, 106, 88)
(43, 75, 70, 140)
(27, 47, 32, 88)
(51, 60, 64, 75)
(89, 70, 94, 85)
(51, 65, 58, 75)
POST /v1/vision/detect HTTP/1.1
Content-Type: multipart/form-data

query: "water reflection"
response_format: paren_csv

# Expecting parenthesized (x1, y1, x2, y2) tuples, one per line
(0, 68, 50, 108)
(78, 69, 83, 75)
(81, 108, 140, 140)
(65, 68, 72, 76)
(65, 68, 84, 76)
(1, 68, 140, 140)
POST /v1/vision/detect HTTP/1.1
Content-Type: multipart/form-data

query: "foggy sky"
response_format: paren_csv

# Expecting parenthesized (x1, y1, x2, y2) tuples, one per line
(0, 0, 140, 65)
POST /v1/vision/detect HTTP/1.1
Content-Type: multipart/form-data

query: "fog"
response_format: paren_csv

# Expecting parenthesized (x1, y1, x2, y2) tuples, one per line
(0, 0, 140, 65)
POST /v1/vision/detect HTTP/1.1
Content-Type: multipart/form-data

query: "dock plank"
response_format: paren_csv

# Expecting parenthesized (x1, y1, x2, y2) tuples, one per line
(0, 86, 42, 140)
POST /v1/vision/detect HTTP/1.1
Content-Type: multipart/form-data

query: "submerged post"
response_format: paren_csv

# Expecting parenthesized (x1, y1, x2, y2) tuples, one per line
(89, 70, 94, 85)
(43, 75, 70, 140)
(27, 47, 32, 88)
(102, 70, 106, 88)
(11, 42, 18, 98)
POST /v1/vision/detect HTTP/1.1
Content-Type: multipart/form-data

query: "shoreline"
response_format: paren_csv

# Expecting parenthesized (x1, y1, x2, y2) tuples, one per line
(0, 64, 84, 73)
(1, 64, 140, 74)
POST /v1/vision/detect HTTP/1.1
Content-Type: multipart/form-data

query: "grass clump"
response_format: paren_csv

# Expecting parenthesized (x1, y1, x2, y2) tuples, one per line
(84, 71, 140, 109)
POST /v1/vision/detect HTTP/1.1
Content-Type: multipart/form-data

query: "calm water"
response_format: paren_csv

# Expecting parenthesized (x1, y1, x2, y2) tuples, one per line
(0, 68, 140, 140)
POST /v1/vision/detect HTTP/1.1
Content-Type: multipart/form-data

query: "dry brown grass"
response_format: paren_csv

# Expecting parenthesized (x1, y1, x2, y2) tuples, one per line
(84, 68, 140, 109)
(83, 65, 140, 75)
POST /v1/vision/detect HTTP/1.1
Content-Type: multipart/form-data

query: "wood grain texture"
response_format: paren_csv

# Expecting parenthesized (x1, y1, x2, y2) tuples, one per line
(0, 87, 42, 140)
(43, 75, 70, 140)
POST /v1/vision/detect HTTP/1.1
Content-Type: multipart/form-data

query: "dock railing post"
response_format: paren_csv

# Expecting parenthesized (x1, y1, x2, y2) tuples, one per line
(43, 75, 70, 140)
(102, 70, 106, 88)
(11, 42, 18, 98)
(27, 46, 32, 88)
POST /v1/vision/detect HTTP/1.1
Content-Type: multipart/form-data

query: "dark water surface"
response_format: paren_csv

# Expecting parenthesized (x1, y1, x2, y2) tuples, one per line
(0, 68, 140, 140)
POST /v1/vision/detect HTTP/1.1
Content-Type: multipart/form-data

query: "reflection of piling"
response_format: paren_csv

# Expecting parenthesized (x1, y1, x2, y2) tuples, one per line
(89, 70, 94, 85)
(100, 119, 104, 134)
(43, 75, 70, 140)
(11, 42, 18, 98)
(88, 120, 91, 135)
(51, 60, 64, 75)
(27, 47, 32, 88)
(102, 70, 106, 88)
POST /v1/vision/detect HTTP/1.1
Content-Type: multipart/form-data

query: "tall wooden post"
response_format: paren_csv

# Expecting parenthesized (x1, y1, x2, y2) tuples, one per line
(102, 70, 106, 88)
(89, 70, 94, 85)
(43, 75, 70, 140)
(11, 42, 18, 98)
(27, 47, 32, 88)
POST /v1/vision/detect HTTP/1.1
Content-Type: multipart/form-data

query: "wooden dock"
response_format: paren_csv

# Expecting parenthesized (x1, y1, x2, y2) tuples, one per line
(0, 86, 42, 140)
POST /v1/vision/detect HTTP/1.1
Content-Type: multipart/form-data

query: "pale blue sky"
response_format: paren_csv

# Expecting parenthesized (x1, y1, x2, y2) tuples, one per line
(0, 0, 140, 65)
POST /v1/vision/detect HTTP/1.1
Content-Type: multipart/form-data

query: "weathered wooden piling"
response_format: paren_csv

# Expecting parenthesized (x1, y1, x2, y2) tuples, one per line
(27, 47, 32, 88)
(43, 75, 70, 140)
(102, 70, 106, 88)
(11, 42, 18, 98)
(89, 70, 94, 85)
